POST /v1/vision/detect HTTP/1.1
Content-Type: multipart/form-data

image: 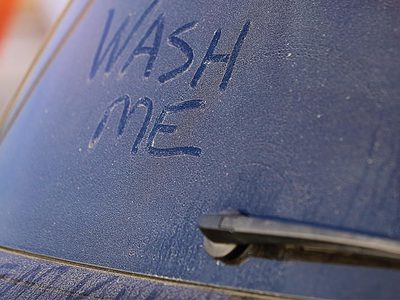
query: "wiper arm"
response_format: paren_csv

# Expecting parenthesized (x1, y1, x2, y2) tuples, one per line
(198, 210, 400, 269)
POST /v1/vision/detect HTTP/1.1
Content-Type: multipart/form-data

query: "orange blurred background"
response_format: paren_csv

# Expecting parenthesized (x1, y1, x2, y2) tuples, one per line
(0, 0, 68, 114)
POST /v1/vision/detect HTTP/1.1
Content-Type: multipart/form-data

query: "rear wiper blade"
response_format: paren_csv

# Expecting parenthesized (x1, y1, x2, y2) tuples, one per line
(198, 210, 400, 269)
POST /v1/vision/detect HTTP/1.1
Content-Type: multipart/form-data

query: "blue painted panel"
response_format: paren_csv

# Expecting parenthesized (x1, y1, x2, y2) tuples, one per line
(0, 249, 261, 299)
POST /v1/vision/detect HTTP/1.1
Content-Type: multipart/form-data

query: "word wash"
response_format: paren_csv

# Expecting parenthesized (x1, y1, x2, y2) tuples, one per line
(90, 0, 251, 91)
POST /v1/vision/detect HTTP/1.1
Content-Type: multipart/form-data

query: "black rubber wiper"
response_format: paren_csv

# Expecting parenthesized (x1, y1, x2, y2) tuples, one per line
(198, 210, 400, 269)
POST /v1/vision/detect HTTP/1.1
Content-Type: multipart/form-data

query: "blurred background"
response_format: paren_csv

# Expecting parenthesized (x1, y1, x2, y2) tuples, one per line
(0, 0, 68, 115)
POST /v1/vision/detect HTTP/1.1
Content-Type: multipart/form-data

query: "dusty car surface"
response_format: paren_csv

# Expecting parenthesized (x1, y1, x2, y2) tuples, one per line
(0, 1, 399, 299)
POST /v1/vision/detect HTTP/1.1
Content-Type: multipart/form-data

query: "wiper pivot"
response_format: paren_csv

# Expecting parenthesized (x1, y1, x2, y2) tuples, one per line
(199, 210, 400, 269)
